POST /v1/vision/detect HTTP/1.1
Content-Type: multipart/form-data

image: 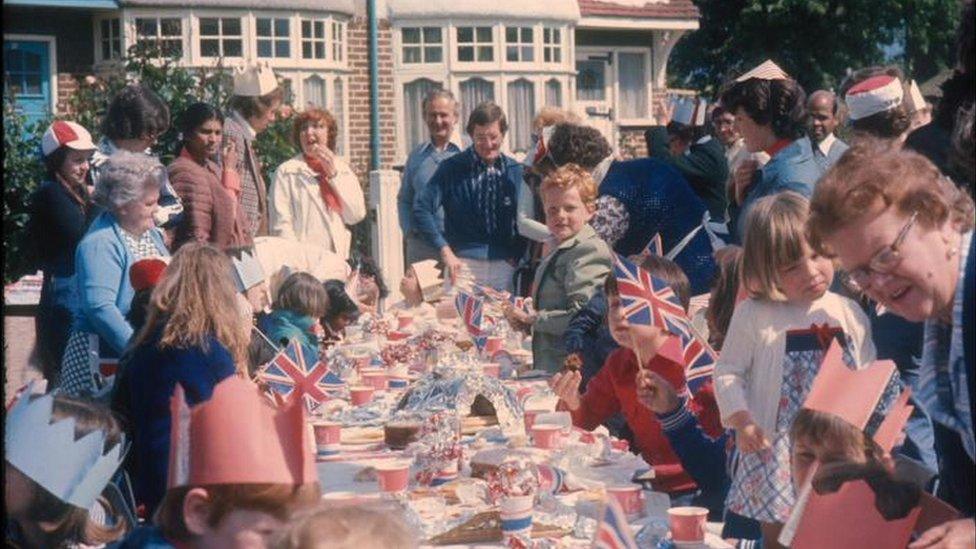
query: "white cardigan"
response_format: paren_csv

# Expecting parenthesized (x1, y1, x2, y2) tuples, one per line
(269, 155, 366, 261)
(713, 291, 876, 436)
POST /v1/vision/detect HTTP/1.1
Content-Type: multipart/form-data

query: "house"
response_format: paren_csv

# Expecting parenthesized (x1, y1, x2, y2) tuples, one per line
(4, 0, 698, 179)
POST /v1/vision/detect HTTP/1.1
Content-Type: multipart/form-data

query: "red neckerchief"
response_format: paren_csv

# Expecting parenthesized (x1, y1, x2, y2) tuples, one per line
(304, 154, 343, 214)
(764, 138, 793, 158)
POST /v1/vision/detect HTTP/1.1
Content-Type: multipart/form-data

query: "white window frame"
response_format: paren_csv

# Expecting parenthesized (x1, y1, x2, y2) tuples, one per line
(398, 26, 445, 65)
(503, 25, 535, 64)
(454, 24, 496, 67)
(3, 33, 58, 113)
(613, 47, 654, 126)
(131, 13, 187, 60)
(544, 77, 564, 107)
(331, 19, 346, 63)
(93, 15, 123, 64)
(299, 16, 329, 61)
(254, 15, 292, 60)
(542, 26, 563, 65)
(193, 12, 246, 63)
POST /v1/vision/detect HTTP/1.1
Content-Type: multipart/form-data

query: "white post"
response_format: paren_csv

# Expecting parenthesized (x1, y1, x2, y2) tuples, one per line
(369, 169, 404, 309)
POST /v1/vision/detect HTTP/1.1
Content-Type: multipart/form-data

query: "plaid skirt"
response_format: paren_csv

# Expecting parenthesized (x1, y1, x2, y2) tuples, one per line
(59, 331, 118, 402)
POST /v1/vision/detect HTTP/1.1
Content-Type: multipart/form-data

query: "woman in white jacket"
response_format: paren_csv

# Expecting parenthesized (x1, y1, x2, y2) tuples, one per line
(269, 109, 366, 260)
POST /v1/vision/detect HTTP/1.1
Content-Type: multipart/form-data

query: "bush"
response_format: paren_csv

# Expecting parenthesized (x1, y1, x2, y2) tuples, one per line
(3, 100, 48, 283)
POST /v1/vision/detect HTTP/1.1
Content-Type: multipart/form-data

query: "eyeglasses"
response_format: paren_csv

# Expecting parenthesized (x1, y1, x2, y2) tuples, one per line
(842, 211, 918, 293)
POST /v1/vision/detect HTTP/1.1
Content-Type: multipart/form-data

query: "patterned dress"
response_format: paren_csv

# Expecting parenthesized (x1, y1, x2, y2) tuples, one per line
(725, 326, 856, 522)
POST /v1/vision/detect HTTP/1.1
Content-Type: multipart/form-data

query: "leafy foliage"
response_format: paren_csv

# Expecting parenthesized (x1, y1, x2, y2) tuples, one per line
(668, 0, 961, 96)
(3, 100, 47, 283)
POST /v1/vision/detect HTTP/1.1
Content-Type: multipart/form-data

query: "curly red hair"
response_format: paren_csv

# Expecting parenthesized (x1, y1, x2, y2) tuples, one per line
(292, 108, 338, 152)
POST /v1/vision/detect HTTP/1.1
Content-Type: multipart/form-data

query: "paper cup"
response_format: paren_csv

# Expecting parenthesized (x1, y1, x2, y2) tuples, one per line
(523, 408, 548, 433)
(482, 362, 501, 378)
(374, 460, 411, 493)
(361, 369, 388, 391)
(397, 313, 414, 330)
(531, 423, 562, 449)
(607, 485, 644, 518)
(484, 336, 503, 356)
(349, 385, 374, 406)
(500, 494, 534, 542)
(312, 420, 342, 456)
(667, 506, 708, 544)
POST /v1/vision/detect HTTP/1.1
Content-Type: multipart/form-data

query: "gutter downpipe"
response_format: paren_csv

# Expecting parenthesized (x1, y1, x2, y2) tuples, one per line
(368, 0, 380, 170)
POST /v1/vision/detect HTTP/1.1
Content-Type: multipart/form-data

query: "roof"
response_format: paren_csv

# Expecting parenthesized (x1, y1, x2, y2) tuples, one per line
(118, 0, 355, 14)
(386, 0, 579, 22)
(5, 0, 117, 8)
(577, 0, 699, 19)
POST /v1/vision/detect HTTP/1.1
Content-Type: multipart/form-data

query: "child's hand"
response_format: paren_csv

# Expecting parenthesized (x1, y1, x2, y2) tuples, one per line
(635, 369, 681, 414)
(734, 421, 771, 453)
(909, 518, 976, 549)
(548, 370, 582, 411)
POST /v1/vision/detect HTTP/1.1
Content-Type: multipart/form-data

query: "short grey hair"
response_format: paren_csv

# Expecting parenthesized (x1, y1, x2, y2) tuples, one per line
(422, 88, 458, 115)
(93, 149, 165, 210)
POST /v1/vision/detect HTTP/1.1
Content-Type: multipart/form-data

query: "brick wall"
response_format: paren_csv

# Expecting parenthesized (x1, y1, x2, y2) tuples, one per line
(346, 17, 396, 190)
(618, 127, 650, 160)
(56, 73, 81, 115)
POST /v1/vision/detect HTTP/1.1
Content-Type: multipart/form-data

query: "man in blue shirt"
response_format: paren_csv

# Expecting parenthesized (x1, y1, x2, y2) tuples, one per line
(397, 90, 462, 264)
(414, 102, 525, 292)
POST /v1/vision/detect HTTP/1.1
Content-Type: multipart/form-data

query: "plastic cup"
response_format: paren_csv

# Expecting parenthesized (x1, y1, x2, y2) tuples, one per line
(531, 423, 562, 449)
(312, 420, 342, 456)
(374, 460, 411, 493)
(500, 494, 534, 543)
(482, 362, 501, 378)
(349, 385, 374, 406)
(667, 506, 708, 544)
(360, 369, 388, 391)
(606, 484, 644, 518)
(523, 408, 548, 433)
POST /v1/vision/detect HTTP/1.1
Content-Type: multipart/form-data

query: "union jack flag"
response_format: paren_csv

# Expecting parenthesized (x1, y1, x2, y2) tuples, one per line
(612, 253, 715, 392)
(509, 295, 531, 314)
(256, 339, 332, 413)
(628, 233, 664, 264)
(592, 497, 638, 549)
(454, 291, 485, 337)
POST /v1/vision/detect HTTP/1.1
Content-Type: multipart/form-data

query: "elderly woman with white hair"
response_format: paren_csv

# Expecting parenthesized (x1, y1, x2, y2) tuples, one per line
(60, 149, 169, 400)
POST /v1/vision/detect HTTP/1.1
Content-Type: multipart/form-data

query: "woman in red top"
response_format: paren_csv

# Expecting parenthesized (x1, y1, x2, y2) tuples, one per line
(549, 256, 723, 497)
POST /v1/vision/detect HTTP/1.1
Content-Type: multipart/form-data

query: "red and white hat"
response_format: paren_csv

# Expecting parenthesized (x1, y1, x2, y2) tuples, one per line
(845, 75, 904, 121)
(41, 120, 96, 157)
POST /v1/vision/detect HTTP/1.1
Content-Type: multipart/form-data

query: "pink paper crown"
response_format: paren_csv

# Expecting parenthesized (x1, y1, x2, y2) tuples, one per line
(802, 339, 901, 440)
(793, 479, 920, 549)
(167, 376, 316, 488)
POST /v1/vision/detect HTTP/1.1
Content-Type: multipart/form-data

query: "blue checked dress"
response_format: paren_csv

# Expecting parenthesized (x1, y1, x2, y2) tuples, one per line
(725, 326, 856, 522)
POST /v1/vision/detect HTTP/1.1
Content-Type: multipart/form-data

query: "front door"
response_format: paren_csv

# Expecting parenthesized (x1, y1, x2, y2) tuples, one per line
(575, 52, 615, 147)
(4, 39, 53, 127)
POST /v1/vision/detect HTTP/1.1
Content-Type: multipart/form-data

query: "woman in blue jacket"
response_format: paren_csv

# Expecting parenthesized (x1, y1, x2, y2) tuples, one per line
(121, 242, 249, 516)
(60, 150, 169, 400)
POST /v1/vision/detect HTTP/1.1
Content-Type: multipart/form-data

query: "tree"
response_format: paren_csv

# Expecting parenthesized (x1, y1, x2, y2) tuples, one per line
(668, 0, 961, 96)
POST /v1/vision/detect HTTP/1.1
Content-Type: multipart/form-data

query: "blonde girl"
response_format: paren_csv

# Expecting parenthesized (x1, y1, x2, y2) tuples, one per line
(713, 191, 876, 547)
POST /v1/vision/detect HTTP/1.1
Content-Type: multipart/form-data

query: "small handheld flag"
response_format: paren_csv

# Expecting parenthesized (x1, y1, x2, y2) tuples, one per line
(628, 233, 664, 264)
(592, 496, 638, 549)
(454, 290, 485, 337)
(256, 339, 332, 413)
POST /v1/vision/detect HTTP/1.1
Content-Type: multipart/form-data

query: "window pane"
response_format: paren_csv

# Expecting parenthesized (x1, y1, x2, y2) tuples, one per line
(275, 41, 289, 57)
(200, 18, 218, 36)
(275, 18, 288, 36)
(553, 29, 560, 41)
(200, 39, 219, 56)
(545, 79, 561, 107)
(476, 27, 492, 42)
(544, 49, 551, 63)
(223, 18, 240, 35)
(101, 20, 110, 39)
(522, 46, 533, 62)
(257, 18, 270, 36)
(544, 28, 551, 41)
(521, 27, 532, 41)
(576, 59, 606, 101)
(554, 49, 561, 63)
(458, 46, 473, 62)
(303, 75, 326, 108)
(505, 27, 517, 42)
(102, 40, 110, 60)
(506, 46, 518, 62)
(224, 39, 242, 57)
(136, 18, 156, 36)
(315, 21, 324, 38)
(425, 46, 441, 63)
(459, 78, 495, 146)
(403, 78, 441, 152)
(457, 27, 472, 43)
(403, 28, 420, 44)
(424, 27, 441, 43)
(477, 46, 492, 61)
(302, 20, 311, 37)
(112, 18, 120, 34)
(161, 18, 181, 36)
(302, 42, 311, 58)
(257, 40, 271, 57)
(507, 79, 534, 152)
(163, 40, 182, 57)
(404, 46, 421, 63)
(315, 42, 325, 58)
(618, 52, 647, 118)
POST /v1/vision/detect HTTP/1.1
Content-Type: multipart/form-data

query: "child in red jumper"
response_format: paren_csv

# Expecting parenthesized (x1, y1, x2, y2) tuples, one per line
(549, 255, 723, 499)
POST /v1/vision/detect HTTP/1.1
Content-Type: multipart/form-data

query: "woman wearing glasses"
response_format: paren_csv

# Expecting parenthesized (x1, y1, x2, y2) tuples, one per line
(807, 139, 975, 545)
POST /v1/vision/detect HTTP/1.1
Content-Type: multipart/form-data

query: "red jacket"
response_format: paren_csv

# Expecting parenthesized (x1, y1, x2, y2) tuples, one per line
(564, 336, 723, 494)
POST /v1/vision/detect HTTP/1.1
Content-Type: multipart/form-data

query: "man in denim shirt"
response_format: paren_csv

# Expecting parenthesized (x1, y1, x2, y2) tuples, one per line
(398, 90, 462, 264)
(414, 102, 526, 292)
